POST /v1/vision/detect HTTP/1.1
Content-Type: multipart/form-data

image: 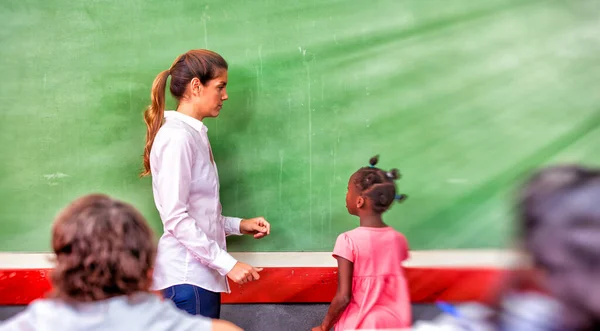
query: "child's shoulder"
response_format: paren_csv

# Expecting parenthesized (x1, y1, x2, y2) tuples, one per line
(340, 227, 359, 236)
(393, 228, 408, 240)
(383, 227, 408, 241)
(348, 226, 406, 235)
(337, 227, 408, 242)
(334, 229, 360, 249)
(336, 227, 364, 241)
(335, 229, 353, 242)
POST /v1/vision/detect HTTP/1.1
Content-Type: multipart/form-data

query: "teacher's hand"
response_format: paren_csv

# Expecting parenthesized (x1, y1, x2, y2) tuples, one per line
(227, 262, 263, 284)
(240, 217, 270, 239)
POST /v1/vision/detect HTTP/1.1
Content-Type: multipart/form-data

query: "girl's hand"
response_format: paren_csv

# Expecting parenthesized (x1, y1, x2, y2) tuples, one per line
(240, 217, 270, 239)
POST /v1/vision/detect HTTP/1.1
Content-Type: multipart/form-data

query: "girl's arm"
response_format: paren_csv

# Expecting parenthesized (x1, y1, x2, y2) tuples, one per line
(313, 256, 354, 331)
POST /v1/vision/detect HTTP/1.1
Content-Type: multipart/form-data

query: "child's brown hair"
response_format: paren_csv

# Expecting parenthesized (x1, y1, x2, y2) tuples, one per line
(50, 194, 156, 302)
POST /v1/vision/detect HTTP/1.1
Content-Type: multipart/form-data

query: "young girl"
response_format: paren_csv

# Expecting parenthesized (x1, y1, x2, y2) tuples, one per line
(312, 155, 411, 331)
(0, 194, 241, 331)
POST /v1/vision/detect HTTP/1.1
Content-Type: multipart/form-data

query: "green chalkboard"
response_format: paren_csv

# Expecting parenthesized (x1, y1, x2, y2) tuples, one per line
(1, 0, 599, 252)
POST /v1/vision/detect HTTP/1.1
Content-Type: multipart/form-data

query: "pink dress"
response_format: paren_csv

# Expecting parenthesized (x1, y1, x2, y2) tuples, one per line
(333, 226, 411, 330)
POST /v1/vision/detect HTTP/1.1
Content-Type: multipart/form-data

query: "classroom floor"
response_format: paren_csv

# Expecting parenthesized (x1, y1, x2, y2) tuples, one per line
(0, 303, 441, 330)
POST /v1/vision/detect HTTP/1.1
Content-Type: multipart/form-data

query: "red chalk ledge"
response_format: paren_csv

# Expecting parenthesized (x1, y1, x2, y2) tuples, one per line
(0, 251, 516, 305)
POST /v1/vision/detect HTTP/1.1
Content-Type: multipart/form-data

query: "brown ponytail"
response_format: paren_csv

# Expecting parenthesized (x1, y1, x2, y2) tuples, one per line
(141, 70, 170, 177)
(140, 49, 228, 177)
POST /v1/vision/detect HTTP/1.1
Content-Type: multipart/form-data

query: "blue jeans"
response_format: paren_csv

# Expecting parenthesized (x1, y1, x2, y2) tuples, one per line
(162, 284, 221, 318)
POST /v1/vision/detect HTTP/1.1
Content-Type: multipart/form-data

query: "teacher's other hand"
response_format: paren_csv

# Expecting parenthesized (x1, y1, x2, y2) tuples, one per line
(240, 217, 270, 239)
(227, 262, 263, 284)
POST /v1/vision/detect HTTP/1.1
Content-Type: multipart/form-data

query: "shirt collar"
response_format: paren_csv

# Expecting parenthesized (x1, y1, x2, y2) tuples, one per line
(164, 111, 207, 133)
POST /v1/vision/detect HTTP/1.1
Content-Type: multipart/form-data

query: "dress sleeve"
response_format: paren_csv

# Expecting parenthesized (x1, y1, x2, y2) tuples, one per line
(332, 233, 355, 263)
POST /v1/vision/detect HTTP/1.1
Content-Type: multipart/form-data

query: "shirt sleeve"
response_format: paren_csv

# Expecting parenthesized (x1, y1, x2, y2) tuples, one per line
(222, 215, 242, 236)
(332, 233, 355, 263)
(153, 130, 236, 276)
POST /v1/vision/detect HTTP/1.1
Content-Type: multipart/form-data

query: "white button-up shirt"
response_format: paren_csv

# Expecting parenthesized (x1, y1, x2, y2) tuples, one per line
(149, 111, 241, 293)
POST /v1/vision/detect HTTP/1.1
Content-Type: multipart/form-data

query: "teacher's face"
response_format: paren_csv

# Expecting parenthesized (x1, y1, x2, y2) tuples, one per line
(197, 69, 228, 118)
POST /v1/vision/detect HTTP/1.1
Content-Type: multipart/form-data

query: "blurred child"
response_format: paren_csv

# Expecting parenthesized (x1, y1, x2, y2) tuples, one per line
(413, 165, 600, 331)
(0, 194, 242, 331)
(516, 165, 600, 330)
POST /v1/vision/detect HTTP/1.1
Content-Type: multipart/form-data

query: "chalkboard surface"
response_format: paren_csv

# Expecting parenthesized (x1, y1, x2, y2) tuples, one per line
(1, 0, 599, 252)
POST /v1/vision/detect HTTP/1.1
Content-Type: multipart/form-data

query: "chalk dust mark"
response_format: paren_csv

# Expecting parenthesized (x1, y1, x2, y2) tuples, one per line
(258, 44, 263, 75)
(306, 62, 313, 242)
(329, 183, 333, 235)
(43, 173, 69, 180)
(44, 172, 69, 187)
(255, 66, 260, 95)
(333, 133, 338, 181)
(201, 6, 210, 48)
(278, 151, 284, 204)
(129, 76, 133, 113)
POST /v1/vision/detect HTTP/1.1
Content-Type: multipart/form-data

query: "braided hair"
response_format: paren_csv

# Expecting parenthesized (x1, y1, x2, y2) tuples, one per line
(351, 155, 407, 213)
